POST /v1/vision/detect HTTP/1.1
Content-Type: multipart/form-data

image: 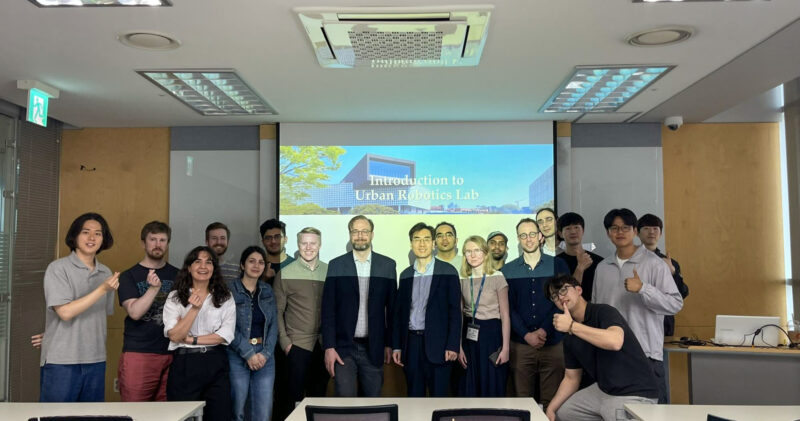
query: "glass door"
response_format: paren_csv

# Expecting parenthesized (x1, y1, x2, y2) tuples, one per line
(0, 114, 16, 401)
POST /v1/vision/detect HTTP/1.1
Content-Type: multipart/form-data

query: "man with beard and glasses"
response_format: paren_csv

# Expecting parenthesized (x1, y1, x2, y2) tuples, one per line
(321, 215, 397, 397)
(261, 218, 295, 285)
(487, 231, 509, 270)
(205, 222, 239, 283)
(501, 218, 569, 410)
(117, 221, 178, 401)
(434, 222, 461, 271)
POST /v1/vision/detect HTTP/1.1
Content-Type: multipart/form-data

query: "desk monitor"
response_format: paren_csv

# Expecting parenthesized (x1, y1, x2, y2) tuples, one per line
(305, 404, 398, 421)
(714, 315, 781, 346)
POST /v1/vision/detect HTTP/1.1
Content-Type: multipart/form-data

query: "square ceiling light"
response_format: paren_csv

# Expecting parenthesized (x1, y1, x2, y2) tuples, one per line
(29, 0, 170, 6)
(138, 70, 277, 116)
(540, 65, 674, 113)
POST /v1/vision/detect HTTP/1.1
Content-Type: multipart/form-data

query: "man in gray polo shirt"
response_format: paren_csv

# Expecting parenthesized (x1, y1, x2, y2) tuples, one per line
(40, 213, 119, 402)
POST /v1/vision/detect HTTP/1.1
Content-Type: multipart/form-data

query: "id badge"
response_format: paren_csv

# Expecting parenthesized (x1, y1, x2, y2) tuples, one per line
(466, 322, 480, 341)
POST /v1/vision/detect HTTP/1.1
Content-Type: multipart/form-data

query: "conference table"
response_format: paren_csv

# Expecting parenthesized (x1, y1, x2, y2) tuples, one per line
(624, 404, 800, 421)
(286, 397, 547, 421)
(0, 401, 205, 420)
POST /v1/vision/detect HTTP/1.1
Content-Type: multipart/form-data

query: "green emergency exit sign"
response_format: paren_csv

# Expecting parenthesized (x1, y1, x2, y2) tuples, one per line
(26, 88, 49, 127)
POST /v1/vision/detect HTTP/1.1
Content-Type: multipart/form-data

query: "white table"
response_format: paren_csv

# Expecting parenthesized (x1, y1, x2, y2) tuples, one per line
(287, 397, 547, 421)
(0, 401, 205, 421)
(624, 404, 800, 421)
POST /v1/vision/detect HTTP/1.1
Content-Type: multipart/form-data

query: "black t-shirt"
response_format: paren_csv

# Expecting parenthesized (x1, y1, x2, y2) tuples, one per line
(563, 302, 659, 399)
(559, 250, 603, 301)
(118, 263, 178, 354)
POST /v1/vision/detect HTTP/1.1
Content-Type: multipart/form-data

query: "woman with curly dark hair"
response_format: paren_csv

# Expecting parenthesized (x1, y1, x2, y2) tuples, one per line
(163, 245, 235, 421)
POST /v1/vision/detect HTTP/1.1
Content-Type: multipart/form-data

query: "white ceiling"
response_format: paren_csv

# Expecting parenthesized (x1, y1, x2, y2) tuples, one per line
(1, 0, 799, 127)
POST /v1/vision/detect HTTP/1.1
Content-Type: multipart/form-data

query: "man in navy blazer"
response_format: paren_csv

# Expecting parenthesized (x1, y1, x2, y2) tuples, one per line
(392, 222, 461, 397)
(321, 215, 397, 397)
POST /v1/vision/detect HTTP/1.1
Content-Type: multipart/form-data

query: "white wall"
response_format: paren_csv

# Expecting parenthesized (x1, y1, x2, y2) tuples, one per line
(169, 150, 261, 267)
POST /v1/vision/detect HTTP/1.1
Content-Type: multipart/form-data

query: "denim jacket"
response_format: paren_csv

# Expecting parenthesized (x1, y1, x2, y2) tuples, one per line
(227, 278, 278, 361)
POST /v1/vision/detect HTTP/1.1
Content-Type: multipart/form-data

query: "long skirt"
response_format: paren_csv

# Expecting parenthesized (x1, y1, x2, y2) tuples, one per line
(460, 317, 508, 397)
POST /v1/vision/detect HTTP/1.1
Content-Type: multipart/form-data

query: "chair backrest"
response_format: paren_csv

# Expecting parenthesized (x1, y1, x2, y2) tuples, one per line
(431, 408, 531, 421)
(707, 415, 735, 421)
(305, 404, 399, 421)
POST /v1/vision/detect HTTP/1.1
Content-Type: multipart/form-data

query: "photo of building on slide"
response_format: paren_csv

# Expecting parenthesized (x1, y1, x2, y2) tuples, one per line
(279, 145, 553, 215)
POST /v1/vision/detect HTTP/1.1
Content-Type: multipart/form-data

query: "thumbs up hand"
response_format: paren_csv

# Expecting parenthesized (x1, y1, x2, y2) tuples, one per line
(553, 300, 574, 333)
(625, 268, 643, 293)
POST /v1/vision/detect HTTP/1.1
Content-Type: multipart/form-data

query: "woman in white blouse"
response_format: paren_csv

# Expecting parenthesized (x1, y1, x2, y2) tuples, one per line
(163, 245, 236, 421)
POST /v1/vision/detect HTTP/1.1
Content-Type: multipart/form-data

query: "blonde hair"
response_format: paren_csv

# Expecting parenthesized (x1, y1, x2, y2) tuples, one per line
(297, 227, 322, 242)
(460, 235, 496, 278)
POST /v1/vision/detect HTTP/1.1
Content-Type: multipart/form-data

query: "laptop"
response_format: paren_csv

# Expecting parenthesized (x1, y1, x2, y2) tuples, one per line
(714, 315, 781, 347)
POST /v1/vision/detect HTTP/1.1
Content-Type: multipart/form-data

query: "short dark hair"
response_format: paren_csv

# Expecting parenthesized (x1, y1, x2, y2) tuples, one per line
(637, 213, 664, 231)
(557, 212, 585, 231)
(409, 222, 435, 241)
(434, 221, 457, 238)
(205, 222, 230, 241)
(603, 208, 637, 230)
(348, 215, 374, 232)
(544, 273, 581, 302)
(260, 218, 286, 238)
(515, 217, 540, 233)
(140, 221, 171, 242)
(65, 212, 114, 254)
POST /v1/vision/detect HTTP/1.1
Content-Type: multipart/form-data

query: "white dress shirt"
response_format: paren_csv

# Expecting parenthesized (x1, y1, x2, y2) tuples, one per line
(162, 290, 236, 351)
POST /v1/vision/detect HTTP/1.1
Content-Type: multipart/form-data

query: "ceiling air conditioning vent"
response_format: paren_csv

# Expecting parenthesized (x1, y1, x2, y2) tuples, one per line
(295, 5, 493, 68)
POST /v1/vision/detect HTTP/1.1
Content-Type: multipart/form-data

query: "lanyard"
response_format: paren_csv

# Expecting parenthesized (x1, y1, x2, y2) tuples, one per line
(469, 273, 487, 321)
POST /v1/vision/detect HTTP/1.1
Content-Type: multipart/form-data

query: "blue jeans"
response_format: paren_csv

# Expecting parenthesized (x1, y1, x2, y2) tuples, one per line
(40, 362, 105, 402)
(228, 345, 275, 421)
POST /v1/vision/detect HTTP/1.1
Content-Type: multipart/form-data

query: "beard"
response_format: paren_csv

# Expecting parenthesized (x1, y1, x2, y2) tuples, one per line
(146, 248, 165, 260)
(352, 241, 370, 251)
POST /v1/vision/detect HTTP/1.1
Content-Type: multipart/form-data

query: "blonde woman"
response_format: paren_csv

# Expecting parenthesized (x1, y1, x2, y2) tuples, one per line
(457, 235, 511, 397)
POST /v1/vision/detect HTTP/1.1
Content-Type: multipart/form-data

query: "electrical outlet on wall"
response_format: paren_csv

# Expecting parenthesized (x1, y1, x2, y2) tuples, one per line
(113, 378, 119, 393)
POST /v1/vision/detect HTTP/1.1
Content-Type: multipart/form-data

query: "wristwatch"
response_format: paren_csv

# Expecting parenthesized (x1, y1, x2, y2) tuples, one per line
(190, 335, 198, 345)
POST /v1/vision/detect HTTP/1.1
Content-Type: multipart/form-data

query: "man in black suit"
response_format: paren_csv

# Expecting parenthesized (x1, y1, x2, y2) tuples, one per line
(321, 215, 397, 397)
(392, 222, 461, 397)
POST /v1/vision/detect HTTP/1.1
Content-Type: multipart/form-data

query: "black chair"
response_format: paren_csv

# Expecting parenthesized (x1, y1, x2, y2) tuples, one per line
(305, 404, 399, 421)
(707, 415, 735, 421)
(431, 408, 530, 421)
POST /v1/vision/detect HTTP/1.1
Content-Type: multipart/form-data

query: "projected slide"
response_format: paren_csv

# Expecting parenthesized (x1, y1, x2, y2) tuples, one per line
(279, 143, 554, 265)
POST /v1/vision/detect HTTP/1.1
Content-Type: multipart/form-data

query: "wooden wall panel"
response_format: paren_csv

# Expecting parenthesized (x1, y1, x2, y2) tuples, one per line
(58, 127, 170, 401)
(662, 123, 785, 336)
(662, 123, 785, 403)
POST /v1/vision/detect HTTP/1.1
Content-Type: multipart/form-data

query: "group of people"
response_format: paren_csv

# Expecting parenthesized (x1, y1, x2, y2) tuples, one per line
(36, 207, 688, 421)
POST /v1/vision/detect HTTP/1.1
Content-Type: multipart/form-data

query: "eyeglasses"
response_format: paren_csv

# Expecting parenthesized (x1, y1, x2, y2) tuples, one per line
(608, 225, 633, 234)
(435, 232, 455, 239)
(518, 231, 540, 240)
(464, 249, 484, 256)
(263, 234, 283, 242)
(350, 229, 372, 236)
(549, 285, 573, 302)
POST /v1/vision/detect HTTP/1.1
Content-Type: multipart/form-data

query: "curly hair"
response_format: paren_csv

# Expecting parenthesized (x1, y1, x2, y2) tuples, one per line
(172, 246, 231, 308)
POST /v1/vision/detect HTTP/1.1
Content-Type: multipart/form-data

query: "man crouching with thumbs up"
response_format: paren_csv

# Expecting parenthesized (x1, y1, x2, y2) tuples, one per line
(592, 209, 683, 404)
(544, 274, 659, 421)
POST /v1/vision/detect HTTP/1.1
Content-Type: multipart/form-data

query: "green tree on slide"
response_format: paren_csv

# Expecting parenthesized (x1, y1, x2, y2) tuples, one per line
(350, 204, 399, 215)
(280, 146, 346, 208)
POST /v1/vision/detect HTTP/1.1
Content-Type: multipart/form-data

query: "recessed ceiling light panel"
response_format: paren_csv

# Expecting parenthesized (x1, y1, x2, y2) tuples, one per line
(626, 26, 694, 47)
(540, 65, 675, 114)
(138, 70, 277, 116)
(30, 0, 171, 6)
(633, 0, 768, 3)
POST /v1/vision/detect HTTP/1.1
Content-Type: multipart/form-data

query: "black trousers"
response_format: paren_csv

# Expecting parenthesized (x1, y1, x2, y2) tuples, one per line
(286, 342, 330, 407)
(167, 346, 231, 421)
